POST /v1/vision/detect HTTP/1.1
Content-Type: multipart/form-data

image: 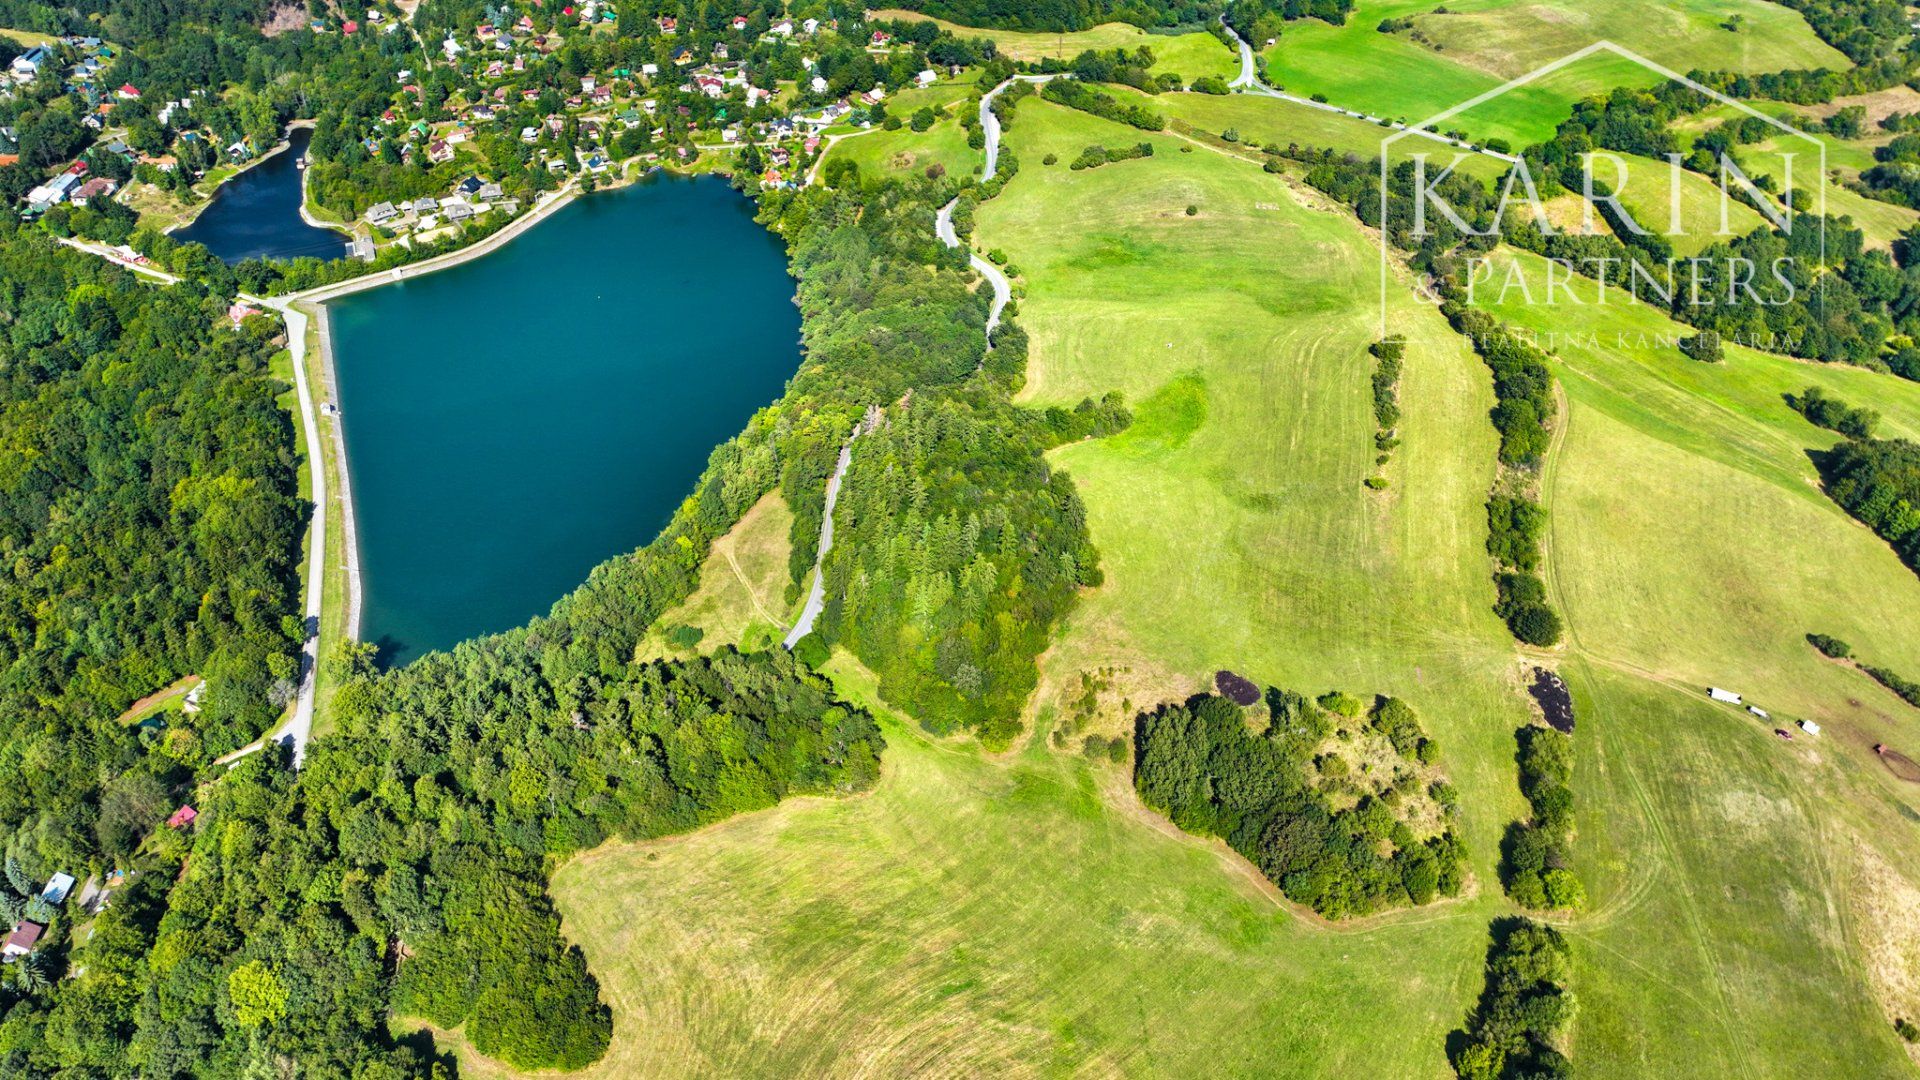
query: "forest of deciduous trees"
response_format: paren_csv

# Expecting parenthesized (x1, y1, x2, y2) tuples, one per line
(0, 229, 302, 883)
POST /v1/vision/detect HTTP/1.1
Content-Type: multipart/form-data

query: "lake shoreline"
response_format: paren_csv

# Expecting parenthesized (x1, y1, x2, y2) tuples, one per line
(163, 121, 344, 238)
(304, 300, 364, 641)
(324, 172, 797, 663)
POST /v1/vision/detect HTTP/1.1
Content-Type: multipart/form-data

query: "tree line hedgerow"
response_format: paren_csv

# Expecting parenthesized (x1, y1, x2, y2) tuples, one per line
(1435, 277, 1566, 649)
(1501, 725, 1586, 911)
(1040, 78, 1165, 132)
(1809, 632, 1920, 708)
(1133, 686, 1468, 919)
(1367, 336, 1404, 487)
(1450, 918, 1577, 1079)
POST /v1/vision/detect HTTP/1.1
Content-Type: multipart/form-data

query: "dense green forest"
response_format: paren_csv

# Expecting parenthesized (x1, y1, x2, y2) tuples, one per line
(0, 643, 881, 1075)
(1134, 688, 1468, 918)
(0, 113, 1125, 1073)
(0, 229, 301, 882)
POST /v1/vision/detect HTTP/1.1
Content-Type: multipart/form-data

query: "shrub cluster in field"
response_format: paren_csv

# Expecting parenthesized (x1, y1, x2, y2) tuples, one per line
(1814, 436, 1920, 577)
(1134, 687, 1468, 919)
(1069, 141, 1155, 170)
(1787, 385, 1878, 439)
(1807, 632, 1920, 706)
(1365, 336, 1404, 487)
(1450, 919, 1577, 1079)
(1226, 0, 1358, 46)
(1502, 725, 1586, 911)
(1041, 78, 1164, 131)
(1031, 45, 1185, 94)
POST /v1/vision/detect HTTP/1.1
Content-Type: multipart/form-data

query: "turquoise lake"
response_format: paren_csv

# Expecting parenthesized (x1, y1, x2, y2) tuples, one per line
(327, 173, 799, 665)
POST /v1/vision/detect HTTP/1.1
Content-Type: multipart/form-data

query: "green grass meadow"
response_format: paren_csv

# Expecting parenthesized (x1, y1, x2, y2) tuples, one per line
(441, 80, 1920, 1080)
(873, 10, 1239, 84)
(1475, 249, 1920, 1072)
(1260, 0, 1848, 147)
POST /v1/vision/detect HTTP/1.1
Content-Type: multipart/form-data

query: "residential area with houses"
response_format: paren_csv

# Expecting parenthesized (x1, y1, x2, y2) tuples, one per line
(1, 5, 1000, 280)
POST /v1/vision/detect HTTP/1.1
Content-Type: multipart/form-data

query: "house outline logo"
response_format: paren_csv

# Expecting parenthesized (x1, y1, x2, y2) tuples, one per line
(1375, 40, 1828, 337)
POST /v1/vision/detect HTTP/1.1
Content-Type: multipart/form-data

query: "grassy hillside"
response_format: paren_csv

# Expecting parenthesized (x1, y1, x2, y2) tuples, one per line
(429, 89, 1920, 1080)
(823, 113, 985, 181)
(1159, 91, 1513, 182)
(507, 703, 1497, 1078)
(1259, 0, 1849, 147)
(637, 490, 796, 658)
(1473, 249, 1920, 1071)
(874, 9, 1239, 83)
(1675, 99, 1920, 249)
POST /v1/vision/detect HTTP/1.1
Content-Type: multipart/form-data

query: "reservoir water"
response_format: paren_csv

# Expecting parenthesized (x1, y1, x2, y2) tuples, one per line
(327, 173, 800, 665)
(172, 127, 349, 262)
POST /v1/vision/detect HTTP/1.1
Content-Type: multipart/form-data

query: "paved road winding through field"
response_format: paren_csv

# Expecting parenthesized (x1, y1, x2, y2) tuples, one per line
(786, 77, 1045, 651)
(782, 429, 857, 648)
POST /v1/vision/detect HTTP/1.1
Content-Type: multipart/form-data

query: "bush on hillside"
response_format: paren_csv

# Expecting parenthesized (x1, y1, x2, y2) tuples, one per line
(1806, 632, 1852, 659)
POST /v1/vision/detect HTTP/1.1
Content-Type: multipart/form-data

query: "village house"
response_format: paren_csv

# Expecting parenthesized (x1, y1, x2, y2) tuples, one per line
(227, 301, 262, 326)
(11, 45, 50, 83)
(70, 177, 116, 206)
(3, 921, 45, 960)
(166, 805, 198, 829)
(366, 200, 399, 225)
(427, 138, 453, 163)
(40, 874, 75, 906)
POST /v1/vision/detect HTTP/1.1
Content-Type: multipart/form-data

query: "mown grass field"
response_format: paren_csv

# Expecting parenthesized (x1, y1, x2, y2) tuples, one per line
(874, 9, 1238, 84)
(638, 490, 795, 658)
(473, 704, 1496, 1078)
(432, 76, 1920, 1080)
(823, 109, 984, 181)
(1473, 248, 1920, 1072)
(1159, 90, 1512, 182)
(1580, 150, 1772, 255)
(1259, 0, 1848, 147)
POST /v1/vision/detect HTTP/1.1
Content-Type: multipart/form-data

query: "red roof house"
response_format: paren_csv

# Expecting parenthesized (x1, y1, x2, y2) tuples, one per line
(3, 921, 45, 958)
(166, 805, 198, 828)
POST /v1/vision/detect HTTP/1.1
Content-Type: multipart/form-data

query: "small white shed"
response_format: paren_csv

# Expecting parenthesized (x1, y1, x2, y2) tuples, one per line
(1799, 719, 1822, 736)
(1708, 687, 1742, 705)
